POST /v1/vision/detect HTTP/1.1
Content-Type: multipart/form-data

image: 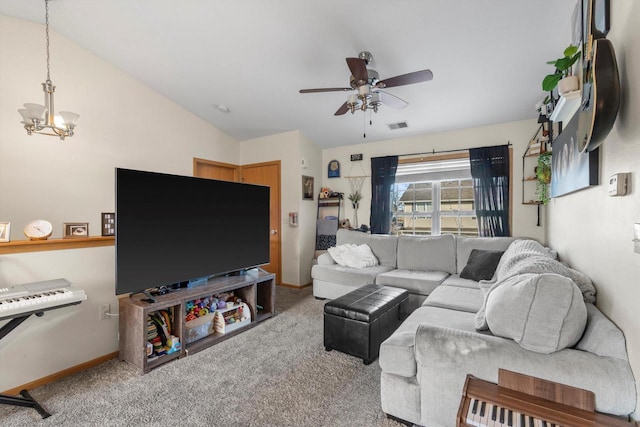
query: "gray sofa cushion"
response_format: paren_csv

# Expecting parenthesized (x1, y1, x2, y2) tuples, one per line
(485, 273, 587, 354)
(413, 323, 637, 421)
(379, 306, 483, 378)
(455, 235, 516, 274)
(577, 303, 629, 360)
(375, 269, 449, 296)
(311, 264, 394, 287)
(397, 235, 456, 274)
(336, 229, 398, 267)
(422, 285, 483, 313)
(441, 275, 480, 289)
(316, 252, 335, 265)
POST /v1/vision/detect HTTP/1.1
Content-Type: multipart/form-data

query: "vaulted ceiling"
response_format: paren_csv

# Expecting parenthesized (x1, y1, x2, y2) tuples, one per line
(0, 0, 578, 148)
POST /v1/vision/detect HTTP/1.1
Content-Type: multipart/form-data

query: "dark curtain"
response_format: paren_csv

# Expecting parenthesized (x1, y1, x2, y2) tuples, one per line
(370, 156, 398, 234)
(469, 145, 510, 237)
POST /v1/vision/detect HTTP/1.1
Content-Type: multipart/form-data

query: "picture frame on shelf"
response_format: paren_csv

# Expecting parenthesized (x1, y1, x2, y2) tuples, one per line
(0, 222, 10, 242)
(101, 212, 115, 236)
(302, 175, 314, 200)
(63, 222, 89, 238)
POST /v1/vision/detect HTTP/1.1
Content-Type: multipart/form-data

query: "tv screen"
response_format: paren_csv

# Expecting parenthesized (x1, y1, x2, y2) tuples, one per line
(115, 168, 270, 295)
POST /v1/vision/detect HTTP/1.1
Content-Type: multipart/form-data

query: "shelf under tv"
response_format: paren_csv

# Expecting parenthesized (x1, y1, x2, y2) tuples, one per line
(118, 269, 275, 373)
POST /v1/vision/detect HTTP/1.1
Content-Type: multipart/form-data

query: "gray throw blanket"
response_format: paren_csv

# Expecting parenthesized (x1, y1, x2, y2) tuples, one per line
(475, 239, 596, 330)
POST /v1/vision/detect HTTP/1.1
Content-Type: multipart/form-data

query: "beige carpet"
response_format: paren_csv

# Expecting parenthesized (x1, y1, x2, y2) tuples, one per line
(1, 286, 405, 427)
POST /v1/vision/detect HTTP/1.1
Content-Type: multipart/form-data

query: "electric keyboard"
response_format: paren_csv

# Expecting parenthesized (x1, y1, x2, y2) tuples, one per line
(457, 370, 633, 427)
(0, 278, 87, 321)
(0, 278, 87, 418)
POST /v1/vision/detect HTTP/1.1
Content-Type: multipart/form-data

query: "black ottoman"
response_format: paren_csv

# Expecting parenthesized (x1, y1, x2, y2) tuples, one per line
(324, 285, 408, 365)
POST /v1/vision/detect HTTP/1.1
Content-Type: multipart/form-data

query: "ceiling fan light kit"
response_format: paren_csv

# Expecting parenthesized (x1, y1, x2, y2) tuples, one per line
(18, 0, 79, 140)
(300, 51, 433, 117)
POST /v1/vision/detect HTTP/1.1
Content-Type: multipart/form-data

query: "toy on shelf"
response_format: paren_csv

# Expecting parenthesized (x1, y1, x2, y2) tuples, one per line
(183, 292, 252, 343)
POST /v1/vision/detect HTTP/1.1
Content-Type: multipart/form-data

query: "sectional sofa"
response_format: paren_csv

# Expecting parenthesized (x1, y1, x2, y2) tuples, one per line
(312, 229, 518, 312)
(311, 229, 636, 426)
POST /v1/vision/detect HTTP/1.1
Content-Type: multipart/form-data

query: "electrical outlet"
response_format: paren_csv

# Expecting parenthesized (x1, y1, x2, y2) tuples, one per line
(99, 304, 111, 321)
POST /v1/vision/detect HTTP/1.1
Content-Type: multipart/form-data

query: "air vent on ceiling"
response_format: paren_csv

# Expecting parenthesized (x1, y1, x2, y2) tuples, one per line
(388, 121, 408, 130)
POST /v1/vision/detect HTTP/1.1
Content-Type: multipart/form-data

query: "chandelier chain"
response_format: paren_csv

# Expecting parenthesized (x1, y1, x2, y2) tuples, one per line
(45, 0, 51, 82)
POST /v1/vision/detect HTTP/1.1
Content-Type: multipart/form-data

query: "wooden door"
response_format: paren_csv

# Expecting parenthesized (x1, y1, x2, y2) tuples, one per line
(193, 158, 239, 182)
(241, 161, 281, 284)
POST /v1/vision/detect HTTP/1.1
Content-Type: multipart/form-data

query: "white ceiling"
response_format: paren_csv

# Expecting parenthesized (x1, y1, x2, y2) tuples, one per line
(0, 0, 578, 149)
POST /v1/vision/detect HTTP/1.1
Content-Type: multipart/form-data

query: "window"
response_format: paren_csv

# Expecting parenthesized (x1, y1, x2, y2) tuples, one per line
(391, 157, 479, 236)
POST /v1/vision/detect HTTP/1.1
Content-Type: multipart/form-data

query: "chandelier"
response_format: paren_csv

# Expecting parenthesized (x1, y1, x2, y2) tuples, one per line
(18, 0, 79, 140)
(346, 83, 383, 114)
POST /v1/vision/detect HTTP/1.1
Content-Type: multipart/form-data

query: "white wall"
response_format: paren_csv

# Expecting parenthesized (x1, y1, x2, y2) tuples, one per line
(320, 119, 546, 243)
(239, 130, 321, 286)
(298, 133, 323, 283)
(0, 15, 238, 391)
(547, 1, 640, 419)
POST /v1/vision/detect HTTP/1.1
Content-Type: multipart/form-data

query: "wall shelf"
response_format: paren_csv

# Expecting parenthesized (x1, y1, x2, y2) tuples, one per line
(0, 236, 115, 255)
(549, 90, 581, 123)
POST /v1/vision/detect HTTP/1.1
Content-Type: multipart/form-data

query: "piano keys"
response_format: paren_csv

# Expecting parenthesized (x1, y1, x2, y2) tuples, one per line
(0, 278, 87, 321)
(466, 397, 561, 427)
(457, 369, 633, 427)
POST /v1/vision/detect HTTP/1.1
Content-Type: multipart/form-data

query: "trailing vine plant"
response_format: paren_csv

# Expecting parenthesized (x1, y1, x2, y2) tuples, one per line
(535, 152, 552, 205)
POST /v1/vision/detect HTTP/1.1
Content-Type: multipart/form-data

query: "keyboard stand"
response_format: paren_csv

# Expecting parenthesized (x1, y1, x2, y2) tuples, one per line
(0, 312, 52, 419)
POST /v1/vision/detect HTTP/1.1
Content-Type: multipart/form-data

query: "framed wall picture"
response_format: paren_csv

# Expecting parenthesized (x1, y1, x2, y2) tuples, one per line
(0, 222, 10, 242)
(102, 212, 115, 236)
(328, 160, 340, 178)
(302, 175, 314, 200)
(63, 222, 89, 239)
(550, 114, 599, 198)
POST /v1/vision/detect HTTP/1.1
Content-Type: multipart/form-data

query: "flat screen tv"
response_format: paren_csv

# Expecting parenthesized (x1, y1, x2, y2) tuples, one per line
(115, 168, 270, 296)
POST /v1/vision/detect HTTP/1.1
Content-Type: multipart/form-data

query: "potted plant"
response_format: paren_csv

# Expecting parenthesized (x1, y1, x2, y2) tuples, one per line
(535, 152, 552, 205)
(348, 191, 362, 209)
(542, 45, 580, 95)
(348, 191, 363, 227)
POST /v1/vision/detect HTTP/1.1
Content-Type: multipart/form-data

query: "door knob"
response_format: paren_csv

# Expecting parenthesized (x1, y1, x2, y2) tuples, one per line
(271, 229, 278, 235)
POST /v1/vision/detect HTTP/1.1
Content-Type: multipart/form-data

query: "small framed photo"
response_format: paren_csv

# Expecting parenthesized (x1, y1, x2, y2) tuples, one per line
(0, 222, 10, 242)
(302, 175, 314, 200)
(63, 222, 89, 239)
(101, 212, 115, 236)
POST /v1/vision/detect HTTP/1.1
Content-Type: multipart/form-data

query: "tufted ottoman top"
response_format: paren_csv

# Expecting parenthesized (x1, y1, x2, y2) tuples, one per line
(324, 285, 408, 323)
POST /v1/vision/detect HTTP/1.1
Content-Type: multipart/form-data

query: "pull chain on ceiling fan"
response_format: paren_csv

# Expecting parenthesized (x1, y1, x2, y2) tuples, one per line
(299, 51, 433, 116)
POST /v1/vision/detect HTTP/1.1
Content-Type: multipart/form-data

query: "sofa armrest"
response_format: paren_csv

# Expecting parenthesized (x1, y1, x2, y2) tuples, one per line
(413, 324, 636, 426)
(317, 252, 336, 265)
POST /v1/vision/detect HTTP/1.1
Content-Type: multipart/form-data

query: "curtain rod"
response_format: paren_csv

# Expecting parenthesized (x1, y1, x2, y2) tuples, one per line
(373, 142, 512, 160)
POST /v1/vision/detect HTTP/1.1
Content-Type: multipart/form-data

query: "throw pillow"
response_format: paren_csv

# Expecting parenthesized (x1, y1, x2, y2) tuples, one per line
(327, 244, 379, 269)
(460, 249, 504, 282)
(485, 273, 587, 354)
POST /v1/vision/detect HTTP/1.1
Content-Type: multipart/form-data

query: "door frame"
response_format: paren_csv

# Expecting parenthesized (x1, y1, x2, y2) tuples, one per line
(240, 160, 282, 285)
(193, 158, 240, 182)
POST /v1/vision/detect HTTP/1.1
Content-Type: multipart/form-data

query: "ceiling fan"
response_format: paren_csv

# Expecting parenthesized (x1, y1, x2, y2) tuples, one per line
(299, 51, 433, 116)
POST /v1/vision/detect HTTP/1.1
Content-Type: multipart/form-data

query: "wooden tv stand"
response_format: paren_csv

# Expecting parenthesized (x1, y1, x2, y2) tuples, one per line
(118, 269, 275, 372)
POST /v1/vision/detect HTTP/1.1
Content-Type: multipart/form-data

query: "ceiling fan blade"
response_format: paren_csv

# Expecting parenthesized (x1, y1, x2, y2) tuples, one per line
(334, 102, 349, 116)
(376, 90, 409, 109)
(376, 69, 433, 88)
(346, 57, 369, 86)
(299, 87, 353, 94)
